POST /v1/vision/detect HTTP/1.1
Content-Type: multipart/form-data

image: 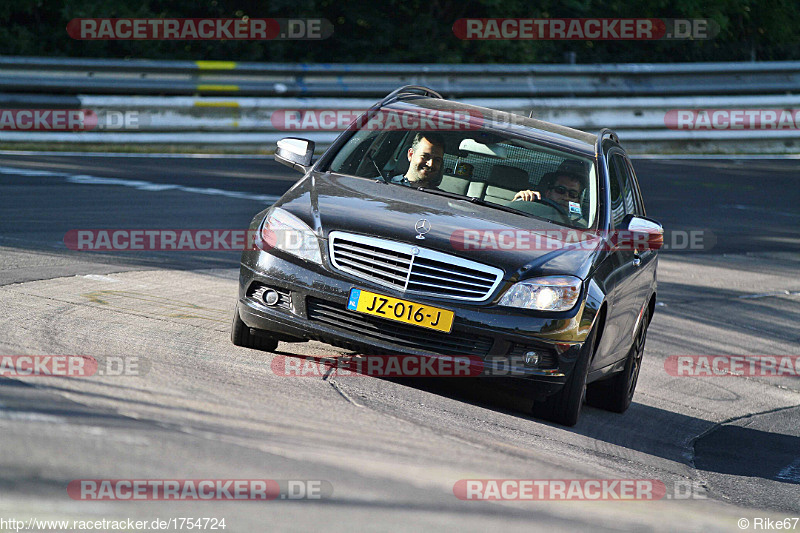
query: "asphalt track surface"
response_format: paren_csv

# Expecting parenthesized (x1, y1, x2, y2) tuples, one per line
(0, 153, 798, 532)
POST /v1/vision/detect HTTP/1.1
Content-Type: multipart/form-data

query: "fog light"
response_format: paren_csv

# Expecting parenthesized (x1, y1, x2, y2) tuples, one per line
(262, 289, 280, 306)
(524, 351, 540, 366)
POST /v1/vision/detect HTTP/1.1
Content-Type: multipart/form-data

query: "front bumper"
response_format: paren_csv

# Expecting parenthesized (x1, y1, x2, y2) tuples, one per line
(237, 248, 597, 397)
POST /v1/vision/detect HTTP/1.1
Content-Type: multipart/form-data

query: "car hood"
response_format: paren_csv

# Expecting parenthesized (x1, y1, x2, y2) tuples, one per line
(277, 172, 604, 281)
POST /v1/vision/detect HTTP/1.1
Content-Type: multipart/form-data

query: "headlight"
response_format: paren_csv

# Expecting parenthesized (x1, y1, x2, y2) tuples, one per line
(260, 207, 322, 264)
(498, 276, 582, 311)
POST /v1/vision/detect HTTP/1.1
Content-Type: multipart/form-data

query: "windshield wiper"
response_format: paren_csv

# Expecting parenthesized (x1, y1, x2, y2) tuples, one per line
(367, 153, 388, 183)
(416, 187, 538, 217)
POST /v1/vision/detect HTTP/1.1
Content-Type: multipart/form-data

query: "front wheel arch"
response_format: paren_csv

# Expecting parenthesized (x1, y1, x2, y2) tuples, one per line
(647, 292, 657, 323)
(589, 302, 607, 366)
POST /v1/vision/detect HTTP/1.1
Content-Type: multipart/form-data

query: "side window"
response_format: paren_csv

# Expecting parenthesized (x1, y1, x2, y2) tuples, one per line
(607, 154, 628, 228)
(608, 153, 643, 227)
(621, 158, 640, 217)
(623, 157, 645, 216)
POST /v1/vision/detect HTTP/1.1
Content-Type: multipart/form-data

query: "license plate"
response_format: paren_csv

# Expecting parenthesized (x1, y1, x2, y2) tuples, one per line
(347, 289, 454, 333)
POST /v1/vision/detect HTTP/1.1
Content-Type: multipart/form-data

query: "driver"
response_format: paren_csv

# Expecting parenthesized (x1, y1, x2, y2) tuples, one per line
(391, 132, 445, 189)
(512, 160, 587, 218)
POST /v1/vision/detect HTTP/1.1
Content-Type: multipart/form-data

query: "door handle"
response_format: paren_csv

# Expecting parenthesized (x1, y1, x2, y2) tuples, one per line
(632, 252, 641, 267)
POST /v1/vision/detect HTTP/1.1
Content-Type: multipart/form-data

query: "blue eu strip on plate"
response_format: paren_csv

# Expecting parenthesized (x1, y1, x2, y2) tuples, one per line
(347, 289, 361, 310)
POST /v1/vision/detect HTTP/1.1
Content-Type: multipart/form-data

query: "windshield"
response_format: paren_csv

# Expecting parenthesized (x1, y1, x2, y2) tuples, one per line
(326, 110, 598, 229)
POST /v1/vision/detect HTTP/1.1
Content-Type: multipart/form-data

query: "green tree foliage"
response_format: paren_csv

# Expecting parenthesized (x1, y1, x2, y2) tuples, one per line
(0, 0, 797, 62)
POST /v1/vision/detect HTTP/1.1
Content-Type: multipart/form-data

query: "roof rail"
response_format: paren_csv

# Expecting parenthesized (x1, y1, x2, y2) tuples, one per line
(598, 128, 619, 144)
(595, 128, 619, 155)
(380, 85, 443, 106)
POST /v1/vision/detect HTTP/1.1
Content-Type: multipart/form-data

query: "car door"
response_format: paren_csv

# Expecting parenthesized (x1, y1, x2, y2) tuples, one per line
(592, 150, 646, 369)
(623, 152, 658, 326)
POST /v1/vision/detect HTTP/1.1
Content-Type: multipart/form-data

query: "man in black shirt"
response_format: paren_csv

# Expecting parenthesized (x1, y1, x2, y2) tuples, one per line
(391, 132, 445, 189)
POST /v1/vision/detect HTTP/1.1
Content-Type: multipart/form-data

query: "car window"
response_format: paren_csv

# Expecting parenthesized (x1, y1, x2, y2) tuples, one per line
(623, 157, 645, 216)
(440, 146, 561, 186)
(608, 153, 639, 227)
(328, 129, 406, 177)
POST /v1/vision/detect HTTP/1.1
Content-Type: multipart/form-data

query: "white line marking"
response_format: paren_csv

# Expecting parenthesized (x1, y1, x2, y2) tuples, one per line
(0, 411, 66, 423)
(632, 154, 800, 159)
(776, 458, 800, 483)
(4, 150, 800, 161)
(0, 165, 280, 203)
(83, 275, 120, 283)
(739, 290, 799, 299)
(0, 166, 65, 177)
(721, 203, 800, 219)
(0, 150, 272, 158)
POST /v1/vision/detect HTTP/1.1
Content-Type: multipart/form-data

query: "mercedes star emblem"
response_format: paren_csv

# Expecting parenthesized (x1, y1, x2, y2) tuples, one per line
(415, 219, 431, 240)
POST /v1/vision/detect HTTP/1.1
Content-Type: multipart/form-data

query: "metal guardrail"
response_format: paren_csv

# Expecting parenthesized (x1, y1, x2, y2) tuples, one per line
(2, 56, 800, 97)
(73, 93, 800, 131)
(3, 94, 800, 154)
(1, 56, 800, 152)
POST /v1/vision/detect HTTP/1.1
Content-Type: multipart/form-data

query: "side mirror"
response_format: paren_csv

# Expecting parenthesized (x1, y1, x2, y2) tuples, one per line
(624, 215, 664, 251)
(275, 137, 315, 173)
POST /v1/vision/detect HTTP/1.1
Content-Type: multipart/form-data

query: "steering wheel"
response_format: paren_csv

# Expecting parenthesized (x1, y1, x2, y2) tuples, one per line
(536, 197, 575, 225)
(534, 197, 566, 213)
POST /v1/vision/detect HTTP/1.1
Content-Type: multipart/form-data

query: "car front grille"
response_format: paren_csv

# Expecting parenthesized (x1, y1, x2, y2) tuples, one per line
(328, 232, 503, 301)
(306, 297, 493, 357)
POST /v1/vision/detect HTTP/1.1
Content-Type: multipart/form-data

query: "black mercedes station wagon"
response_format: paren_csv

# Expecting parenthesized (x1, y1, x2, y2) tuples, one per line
(232, 86, 663, 426)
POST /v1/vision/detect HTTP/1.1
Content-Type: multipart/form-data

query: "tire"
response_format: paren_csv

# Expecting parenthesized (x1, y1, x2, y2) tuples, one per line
(586, 307, 649, 413)
(231, 302, 279, 352)
(531, 324, 597, 427)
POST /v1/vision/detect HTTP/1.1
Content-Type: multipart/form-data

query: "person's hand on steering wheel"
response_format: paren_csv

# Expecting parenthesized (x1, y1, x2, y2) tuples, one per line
(512, 189, 542, 202)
